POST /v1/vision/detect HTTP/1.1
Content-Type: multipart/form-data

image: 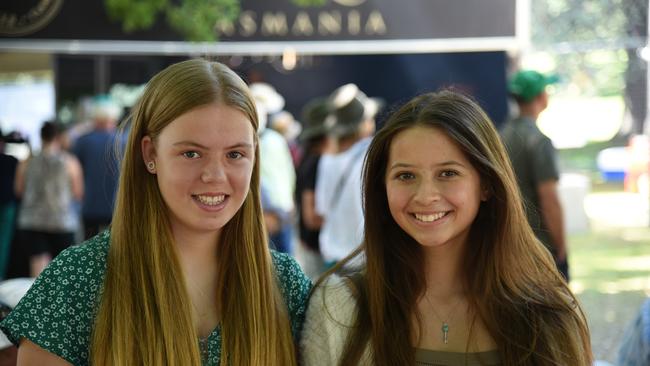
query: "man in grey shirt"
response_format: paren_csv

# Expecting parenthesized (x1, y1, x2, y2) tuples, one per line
(500, 70, 569, 280)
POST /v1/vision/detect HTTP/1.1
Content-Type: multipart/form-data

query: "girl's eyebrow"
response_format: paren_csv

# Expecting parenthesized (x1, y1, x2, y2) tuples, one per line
(225, 142, 254, 150)
(388, 162, 415, 171)
(172, 141, 253, 150)
(173, 141, 208, 149)
(388, 160, 466, 171)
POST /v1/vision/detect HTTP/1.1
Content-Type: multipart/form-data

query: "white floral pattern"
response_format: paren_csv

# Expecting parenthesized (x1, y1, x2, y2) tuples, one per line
(0, 230, 311, 365)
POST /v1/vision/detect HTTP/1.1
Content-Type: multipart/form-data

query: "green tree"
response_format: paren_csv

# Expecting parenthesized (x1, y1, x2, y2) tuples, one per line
(104, 0, 240, 42)
(290, 0, 327, 5)
(531, 0, 647, 134)
(532, 0, 641, 96)
(105, 0, 326, 42)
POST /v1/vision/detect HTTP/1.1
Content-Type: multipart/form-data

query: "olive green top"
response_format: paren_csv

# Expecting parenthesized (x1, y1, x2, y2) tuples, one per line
(415, 348, 500, 365)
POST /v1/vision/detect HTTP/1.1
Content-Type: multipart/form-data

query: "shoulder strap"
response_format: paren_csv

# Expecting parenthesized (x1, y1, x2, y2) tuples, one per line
(329, 145, 367, 210)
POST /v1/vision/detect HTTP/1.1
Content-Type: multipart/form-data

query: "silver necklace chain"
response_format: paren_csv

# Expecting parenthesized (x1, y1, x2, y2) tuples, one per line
(423, 292, 464, 344)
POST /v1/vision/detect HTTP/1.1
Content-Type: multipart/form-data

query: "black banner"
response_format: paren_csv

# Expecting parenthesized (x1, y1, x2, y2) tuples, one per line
(1, 0, 516, 42)
(218, 0, 516, 41)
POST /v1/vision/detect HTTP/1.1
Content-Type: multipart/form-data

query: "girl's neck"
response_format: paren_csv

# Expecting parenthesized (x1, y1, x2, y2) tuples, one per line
(172, 227, 220, 274)
(421, 241, 466, 300)
(171, 224, 220, 250)
(173, 229, 221, 338)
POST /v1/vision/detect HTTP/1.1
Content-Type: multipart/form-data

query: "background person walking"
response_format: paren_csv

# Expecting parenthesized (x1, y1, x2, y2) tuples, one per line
(14, 121, 83, 277)
(500, 70, 569, 280)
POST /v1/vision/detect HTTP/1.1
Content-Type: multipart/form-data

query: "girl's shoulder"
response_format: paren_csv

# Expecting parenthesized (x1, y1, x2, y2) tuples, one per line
(0, 231, 111, 365)
(270, 250, 311, 292)
(18, 230, 110, 303)
(301, 274, 365, 366)
(41, 231, 111, 287)
(54, 230, 110, 268)
(269, 250, 312, 336)
(308, 274, 358, 324)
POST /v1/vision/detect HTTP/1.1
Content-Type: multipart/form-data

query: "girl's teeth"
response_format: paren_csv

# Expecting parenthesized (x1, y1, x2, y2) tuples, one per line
(196, 195, 225, 206)
(414, 212, 446, 222)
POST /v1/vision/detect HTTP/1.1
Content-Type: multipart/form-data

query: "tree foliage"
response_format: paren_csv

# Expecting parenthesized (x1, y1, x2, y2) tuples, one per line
(104, 0, 328, 41)
(104, 0, 240, 41)
(533, 0, 635, 45)
(289, 0, 327, 6)
(530, 0, 647, 97)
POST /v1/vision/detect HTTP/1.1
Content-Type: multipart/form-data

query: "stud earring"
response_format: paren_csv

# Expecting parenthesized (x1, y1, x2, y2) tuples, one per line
(146, 161, 156, 172)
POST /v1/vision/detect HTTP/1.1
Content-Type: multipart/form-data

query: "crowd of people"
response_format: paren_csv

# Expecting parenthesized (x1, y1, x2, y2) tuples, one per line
(0, 58, 646, 365)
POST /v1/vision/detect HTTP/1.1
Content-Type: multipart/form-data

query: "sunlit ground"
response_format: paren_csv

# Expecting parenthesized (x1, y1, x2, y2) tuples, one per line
(540, 94, 649, 363)
(569, 192, 650, 363)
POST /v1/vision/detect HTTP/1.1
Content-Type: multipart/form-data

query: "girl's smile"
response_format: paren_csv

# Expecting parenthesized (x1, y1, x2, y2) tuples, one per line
(142, 102, 256, 241)
(385, 125, 486, 249)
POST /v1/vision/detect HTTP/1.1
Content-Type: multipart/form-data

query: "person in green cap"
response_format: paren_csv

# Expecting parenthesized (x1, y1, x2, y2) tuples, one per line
(500, 69, 569, 281)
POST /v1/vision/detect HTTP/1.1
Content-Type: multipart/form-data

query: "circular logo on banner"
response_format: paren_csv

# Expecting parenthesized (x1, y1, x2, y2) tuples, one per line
(332, 0, 367, 7)
(0, 0, 64, 36)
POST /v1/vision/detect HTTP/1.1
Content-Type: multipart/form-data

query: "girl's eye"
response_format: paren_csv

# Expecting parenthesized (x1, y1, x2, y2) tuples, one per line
(227, 151, 243, 159)
(396, 172, 415, 181)
(440, 170, 458, 178)
(183, 151, 200, 159)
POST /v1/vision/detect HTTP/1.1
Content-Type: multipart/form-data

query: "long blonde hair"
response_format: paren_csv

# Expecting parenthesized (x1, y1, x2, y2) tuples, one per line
(324, 90, 592, 365)
(90, 59, 296, 366)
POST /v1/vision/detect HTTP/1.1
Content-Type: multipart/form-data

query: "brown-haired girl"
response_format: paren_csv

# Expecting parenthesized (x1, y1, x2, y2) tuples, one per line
(301, 90, 591, 365)
(1, 59, 311, 366)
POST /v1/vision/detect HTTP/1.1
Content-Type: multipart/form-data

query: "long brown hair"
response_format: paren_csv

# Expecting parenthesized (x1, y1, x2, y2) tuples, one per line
(90, 59, 296, 366)
(322, 90, 592, 365)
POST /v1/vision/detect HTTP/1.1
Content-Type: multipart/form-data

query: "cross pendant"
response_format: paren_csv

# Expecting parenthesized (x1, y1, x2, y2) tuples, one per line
(442, 322, 449, 344)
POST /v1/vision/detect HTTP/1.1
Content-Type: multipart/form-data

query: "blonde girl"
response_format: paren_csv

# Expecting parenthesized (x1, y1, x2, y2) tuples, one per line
(2, 59, 311, 366)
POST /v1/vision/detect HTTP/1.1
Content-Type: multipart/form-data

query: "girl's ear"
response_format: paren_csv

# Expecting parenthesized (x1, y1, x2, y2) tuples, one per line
(480, 184, 491, 202)
(141, 135, 157, 173)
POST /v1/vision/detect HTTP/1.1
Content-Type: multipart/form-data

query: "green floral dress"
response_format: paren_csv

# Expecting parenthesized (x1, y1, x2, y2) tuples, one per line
(0, 230, 312, 365)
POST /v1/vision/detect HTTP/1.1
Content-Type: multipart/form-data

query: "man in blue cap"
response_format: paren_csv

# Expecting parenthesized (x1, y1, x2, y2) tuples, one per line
(500, 70, 569, 281)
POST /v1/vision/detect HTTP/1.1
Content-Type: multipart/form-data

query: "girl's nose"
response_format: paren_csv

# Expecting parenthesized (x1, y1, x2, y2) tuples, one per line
(201, 160, 227, 183)
(413, 180, 441, 205)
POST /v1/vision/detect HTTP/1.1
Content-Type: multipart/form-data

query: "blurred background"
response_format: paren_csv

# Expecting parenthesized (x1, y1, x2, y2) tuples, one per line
(1, 0, 649, 363)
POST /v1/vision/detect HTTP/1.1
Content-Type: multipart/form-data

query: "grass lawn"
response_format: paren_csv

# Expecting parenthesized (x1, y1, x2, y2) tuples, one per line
(558, 134, 650, 362)
(570, 225, 650, 363)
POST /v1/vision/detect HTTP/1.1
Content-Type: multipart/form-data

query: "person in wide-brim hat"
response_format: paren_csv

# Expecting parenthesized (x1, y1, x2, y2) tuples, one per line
(295, 97, 335, 278)
(326, 83, 384, 138)
(298, 97, 332, 142)
(250, 82, 286, 133)
(308, 83, 384, 272)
